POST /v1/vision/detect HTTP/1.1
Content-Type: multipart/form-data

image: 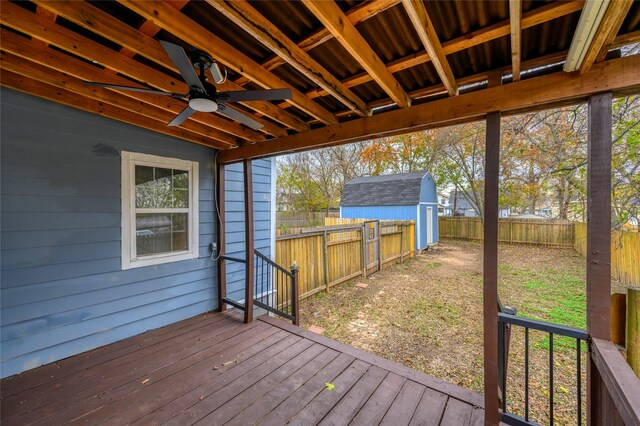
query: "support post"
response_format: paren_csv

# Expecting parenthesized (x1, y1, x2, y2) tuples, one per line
(217, 162, 226, 311)
(291, 262, 300, 326)
(586, 92, 612, 425)
(243, 159, 254, 324)
(484, 110, 501, 426)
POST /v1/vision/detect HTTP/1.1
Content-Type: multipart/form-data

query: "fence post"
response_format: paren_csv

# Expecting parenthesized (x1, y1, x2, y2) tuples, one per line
(323, 230, 329, 292)
(400, 224, 404, 263)
(291, 261, 300, 326)
(361, 224, 368, 279)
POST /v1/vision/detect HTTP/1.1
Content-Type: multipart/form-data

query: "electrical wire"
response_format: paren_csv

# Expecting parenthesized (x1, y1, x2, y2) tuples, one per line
(210, 150, 224, 262)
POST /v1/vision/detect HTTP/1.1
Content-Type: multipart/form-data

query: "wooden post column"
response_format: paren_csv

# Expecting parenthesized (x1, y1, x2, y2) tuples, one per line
(586, 93, 613, 425)
(217, 162, 226, 312)
(243, 159, 255, 323)
(484, 110, 501, 426)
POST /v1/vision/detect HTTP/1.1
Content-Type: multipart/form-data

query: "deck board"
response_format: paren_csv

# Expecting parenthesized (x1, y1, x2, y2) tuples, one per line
(1, 310, 486, 425)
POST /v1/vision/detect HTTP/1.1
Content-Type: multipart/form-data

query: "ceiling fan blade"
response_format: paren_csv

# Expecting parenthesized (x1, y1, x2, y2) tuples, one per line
(216, 88, 293, 103)
(217, 103, 263, 131)
(159, 40, 205, 92)
(84, 82, 186, 98)
(168, 106, 196, 127)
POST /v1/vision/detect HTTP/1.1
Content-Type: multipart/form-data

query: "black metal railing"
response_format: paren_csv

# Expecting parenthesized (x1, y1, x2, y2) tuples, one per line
(253, 249, 300, 325)
(498, 313, 588, 426)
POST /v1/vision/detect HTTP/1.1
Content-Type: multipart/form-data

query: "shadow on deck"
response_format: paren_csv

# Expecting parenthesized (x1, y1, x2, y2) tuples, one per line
(1, 311, 486, 425)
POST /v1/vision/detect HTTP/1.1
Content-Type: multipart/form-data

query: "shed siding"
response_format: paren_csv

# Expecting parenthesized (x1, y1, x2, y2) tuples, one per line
(0, 89, 273, 377)
(341, 205, 420, 248)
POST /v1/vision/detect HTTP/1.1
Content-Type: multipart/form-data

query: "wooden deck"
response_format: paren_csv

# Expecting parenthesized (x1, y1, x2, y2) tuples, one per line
(1, 311, 486, 425)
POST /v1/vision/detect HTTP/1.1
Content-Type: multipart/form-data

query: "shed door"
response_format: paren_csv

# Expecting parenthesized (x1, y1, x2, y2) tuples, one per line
(427, 207, 433, 245)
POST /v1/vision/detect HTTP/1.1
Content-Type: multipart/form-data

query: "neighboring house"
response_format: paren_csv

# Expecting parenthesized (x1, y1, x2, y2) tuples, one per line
(0, 89, 276, 377)
(451, 192, 511, 217)
(339, 172, 438, 250)
(437, 191, 453, 216)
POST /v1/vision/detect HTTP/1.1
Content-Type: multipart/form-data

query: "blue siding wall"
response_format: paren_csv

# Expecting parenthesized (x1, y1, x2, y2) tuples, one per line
(223, 160, 274, 303)
(0, 88, 273, 378)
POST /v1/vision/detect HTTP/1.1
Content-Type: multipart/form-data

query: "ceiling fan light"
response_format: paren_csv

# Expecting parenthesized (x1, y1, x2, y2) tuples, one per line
(189, 97, 218, 112)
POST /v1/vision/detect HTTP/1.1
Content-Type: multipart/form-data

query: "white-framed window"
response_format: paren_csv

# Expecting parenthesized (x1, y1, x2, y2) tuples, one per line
(121, 151, 199, 269)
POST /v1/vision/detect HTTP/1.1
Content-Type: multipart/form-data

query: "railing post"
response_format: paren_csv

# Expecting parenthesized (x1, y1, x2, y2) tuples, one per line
(291, 261, 300, 326)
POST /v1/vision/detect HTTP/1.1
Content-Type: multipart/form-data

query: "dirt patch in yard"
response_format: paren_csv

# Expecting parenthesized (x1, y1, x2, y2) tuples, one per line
(300, 240, 622, 425)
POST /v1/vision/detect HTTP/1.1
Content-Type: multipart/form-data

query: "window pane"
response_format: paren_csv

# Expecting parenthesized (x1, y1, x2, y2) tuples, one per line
(171, 213, 188, 251)
(136, 213, 189, 257)
(153, 168, 172, 208)
(135, 166, 155, 208)
(135, 166, 185, 208)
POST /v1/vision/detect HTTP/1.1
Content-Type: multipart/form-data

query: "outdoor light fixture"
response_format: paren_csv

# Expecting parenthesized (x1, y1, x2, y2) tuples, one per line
(210, 60, 225, 84)
(564, 0, 610, 72)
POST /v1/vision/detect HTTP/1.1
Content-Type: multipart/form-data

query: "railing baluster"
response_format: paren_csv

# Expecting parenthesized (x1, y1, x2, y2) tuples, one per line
(549, 332, 554, 426)
(576, 337, 581, 426)
(502, 322, 507, 412)
(525, 327, 529, 422)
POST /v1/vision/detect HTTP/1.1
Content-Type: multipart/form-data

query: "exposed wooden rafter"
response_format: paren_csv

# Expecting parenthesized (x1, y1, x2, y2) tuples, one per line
(29, 0, 290, 138)
(1, 71, 227, 150)
(509, 0, 522, 82)
(218, 54, 640, 162)
(0, 29, 264, 146)
(302, 0, 412, 108)
(402, 0, 458, 96)
(0, 52, 239, 147)
(117, 0, 338, 126)
(207, 0, 371, 117)
(282, 0, 583, 107)
(118, 1, 189, 59)
(587, 0, 635, 68)
(233, 0, 401, 87)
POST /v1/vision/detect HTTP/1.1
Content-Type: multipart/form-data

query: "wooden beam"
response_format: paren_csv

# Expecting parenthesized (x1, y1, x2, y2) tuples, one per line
(610, 29, 640, 50)
(217, 163, 227, 312)
(483, 109, 501, 426)
(280, 0, 583, 107)
(207, 0, 371, 117)
(118, 0, 337, 126)
(243, 159, 255, 324)
(218, 54, 640, 163)
(580, 1, 634, 74)
(29, 1, 285, 139)
(401, 0, 458, 96)
(119, 1, 189, 59)
(0, 31, 260, 148)
(1, 71, 224, 149)
(0, 51, 239, 147)
(509, 0, 522, 81)
(302, 0, 411, 108)
(280, 0, 584, 108)
(234, 0, 400, 86)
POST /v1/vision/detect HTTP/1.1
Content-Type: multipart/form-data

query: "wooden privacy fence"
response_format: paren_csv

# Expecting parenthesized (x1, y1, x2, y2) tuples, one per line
(439, 217, 575, 247)
(276, 219, 415, 301)
(574, 222, 640, 288)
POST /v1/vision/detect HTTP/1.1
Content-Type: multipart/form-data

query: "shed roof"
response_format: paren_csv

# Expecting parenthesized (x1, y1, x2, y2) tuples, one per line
(341, 171, 430, 207)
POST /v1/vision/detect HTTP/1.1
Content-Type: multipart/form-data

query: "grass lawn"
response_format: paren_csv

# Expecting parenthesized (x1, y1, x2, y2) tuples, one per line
(299, 240, 622, 425)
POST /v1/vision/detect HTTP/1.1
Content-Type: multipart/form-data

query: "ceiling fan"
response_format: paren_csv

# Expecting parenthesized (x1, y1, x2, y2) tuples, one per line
(84, 41, 292, 130)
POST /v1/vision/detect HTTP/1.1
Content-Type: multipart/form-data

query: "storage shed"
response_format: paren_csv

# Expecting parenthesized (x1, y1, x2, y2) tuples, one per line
(340, 172, 438, 250)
